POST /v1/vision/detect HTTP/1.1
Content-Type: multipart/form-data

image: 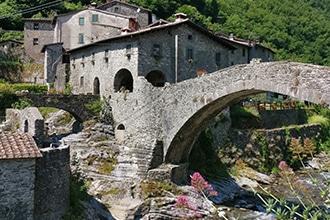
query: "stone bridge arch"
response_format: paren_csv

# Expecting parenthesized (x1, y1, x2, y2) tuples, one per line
(110, 61, 330, 181)
(163, 62, 330, 166)
(24, 94, 100, 122)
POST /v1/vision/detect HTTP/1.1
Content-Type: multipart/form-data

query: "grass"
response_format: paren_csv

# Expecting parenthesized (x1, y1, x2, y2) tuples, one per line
(308, 115, 330, 127)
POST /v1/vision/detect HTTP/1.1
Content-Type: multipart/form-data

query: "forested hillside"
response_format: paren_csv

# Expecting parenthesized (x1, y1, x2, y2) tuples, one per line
(0, 0, 329, 65)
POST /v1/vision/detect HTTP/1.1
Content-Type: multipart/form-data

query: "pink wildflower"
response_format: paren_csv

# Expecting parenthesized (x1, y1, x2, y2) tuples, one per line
(190, 172, 218, 197)
(175, 195, 190, 209)
(278, 161, 288, 171)
(175, 195, 201, 219)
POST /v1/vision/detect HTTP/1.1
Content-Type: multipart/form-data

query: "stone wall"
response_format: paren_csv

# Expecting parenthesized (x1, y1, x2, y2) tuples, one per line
(259, 109, 308, 129)
(0, 159, 36, 220)
(219, 124, 322, 169)
(34, 145, 70, 220)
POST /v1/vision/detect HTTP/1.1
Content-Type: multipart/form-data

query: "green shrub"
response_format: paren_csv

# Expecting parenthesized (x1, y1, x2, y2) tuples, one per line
(64, 175, 91, 220)
(85, 100, 104, 115)
(11, 83, 47, 94)
(11, 97, 33, 109)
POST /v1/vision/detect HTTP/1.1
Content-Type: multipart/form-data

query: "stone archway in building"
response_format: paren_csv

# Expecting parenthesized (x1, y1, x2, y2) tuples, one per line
(114, 69, 133, 92)
(93, 77, 100, 95)
(145, 70, 166, 87)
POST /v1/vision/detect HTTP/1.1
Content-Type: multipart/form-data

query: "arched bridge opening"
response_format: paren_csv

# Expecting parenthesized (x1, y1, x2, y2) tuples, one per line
(24, 94, 100, 122)
(159, 62, 330, 182)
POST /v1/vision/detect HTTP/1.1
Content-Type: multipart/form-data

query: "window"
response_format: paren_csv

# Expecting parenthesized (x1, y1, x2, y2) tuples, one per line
(33, 38, 39, 45)
(92, 14, 98, 22)
(80, 76, 84, 87)
(186, 48, 194, 60)
(242, 48, 246, 57)
(152, 44, 161, 57)
(78, 33, 84, 44)
(188, 34, 193, 40)
(33, 23, 39, 30)
(215, 52, 221, 65)
(114, 7, 119, 13)
(126, 44, 131, 55)
(104, 49, 109, 57)
(79, 17, 84, 25)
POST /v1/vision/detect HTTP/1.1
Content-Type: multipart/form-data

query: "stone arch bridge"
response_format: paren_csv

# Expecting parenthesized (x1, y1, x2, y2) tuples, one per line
(24, 94, 100, 122)
(110, 61, 330, 182)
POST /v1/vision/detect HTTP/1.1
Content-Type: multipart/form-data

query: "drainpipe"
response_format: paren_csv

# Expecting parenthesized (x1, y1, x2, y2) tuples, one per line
(175, 35, 178, 83)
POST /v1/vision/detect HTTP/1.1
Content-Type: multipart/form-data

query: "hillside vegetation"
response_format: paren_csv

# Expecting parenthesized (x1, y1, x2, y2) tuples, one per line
(0, 0, 330, 65)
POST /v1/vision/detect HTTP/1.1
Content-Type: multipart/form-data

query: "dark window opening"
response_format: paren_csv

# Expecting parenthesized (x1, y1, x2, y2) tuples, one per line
(62, 54, 70, 63)
(80, 76, 84, 87)
(146, 70, 166, 87)
(33, 23, 39, 30)
(126, 44, 131, 55)
(24, 120, 28, 133)
(188, 34, 193, 40)
(186, 48, 193, 60)
(114, 7, 119, 13)
(33, 38, 38, 45)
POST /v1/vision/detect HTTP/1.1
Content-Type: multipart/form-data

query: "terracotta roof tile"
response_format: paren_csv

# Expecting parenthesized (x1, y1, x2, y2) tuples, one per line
(0, 132, 42, 159)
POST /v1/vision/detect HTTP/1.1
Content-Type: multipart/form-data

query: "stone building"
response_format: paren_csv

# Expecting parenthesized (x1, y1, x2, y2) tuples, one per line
(52, 5, 142, 51)
(23, 18, 54, 63)
(218, 33, 275, 65)
(97, 0, 153, 28)
(1, 107, 70, 220)
(0, 132, 42, 220)
(0, 39, 23, 53)
(67, 14, 237, 96)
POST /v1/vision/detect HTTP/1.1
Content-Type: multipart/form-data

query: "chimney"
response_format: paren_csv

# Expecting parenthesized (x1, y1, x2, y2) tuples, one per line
(121, 27, 131, 35)
(229, 33, 235, 40)
(91, 2, 97, 8)
(175, 13, 187, 22)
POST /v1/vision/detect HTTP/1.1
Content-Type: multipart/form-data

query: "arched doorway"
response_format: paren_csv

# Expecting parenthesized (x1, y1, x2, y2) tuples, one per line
(145, 70, 166, 87)
(114, 69, 133, 92)
(93, 77, 100, 95)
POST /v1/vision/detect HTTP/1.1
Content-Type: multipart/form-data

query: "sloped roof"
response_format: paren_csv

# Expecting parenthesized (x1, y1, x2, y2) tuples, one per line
(217, 33, 275, 53)
(0, 39, 23, 45)
(68, 19, 236, 53)
(0, 132, 42, 160)
(97, 0, 151, 13)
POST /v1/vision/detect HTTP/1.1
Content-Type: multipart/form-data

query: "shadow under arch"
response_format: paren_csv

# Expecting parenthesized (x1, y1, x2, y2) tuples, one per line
(145, 70, 166, 87)
(165, 90, 265, 165)
(114, 69, 133, 92)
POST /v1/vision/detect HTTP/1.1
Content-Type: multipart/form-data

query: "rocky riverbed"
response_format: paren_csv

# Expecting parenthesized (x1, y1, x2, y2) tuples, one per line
(43, 110, 329, 220)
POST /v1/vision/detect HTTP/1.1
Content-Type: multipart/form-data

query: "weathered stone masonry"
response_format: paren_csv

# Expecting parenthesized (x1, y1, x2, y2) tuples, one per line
(34, 146, 70, 220)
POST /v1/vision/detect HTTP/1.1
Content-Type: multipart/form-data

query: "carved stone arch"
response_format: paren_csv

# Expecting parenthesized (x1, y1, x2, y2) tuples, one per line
(145, 70, 166, 87)
(114, 69, 133, 92)
(93, 77, 100, 95)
